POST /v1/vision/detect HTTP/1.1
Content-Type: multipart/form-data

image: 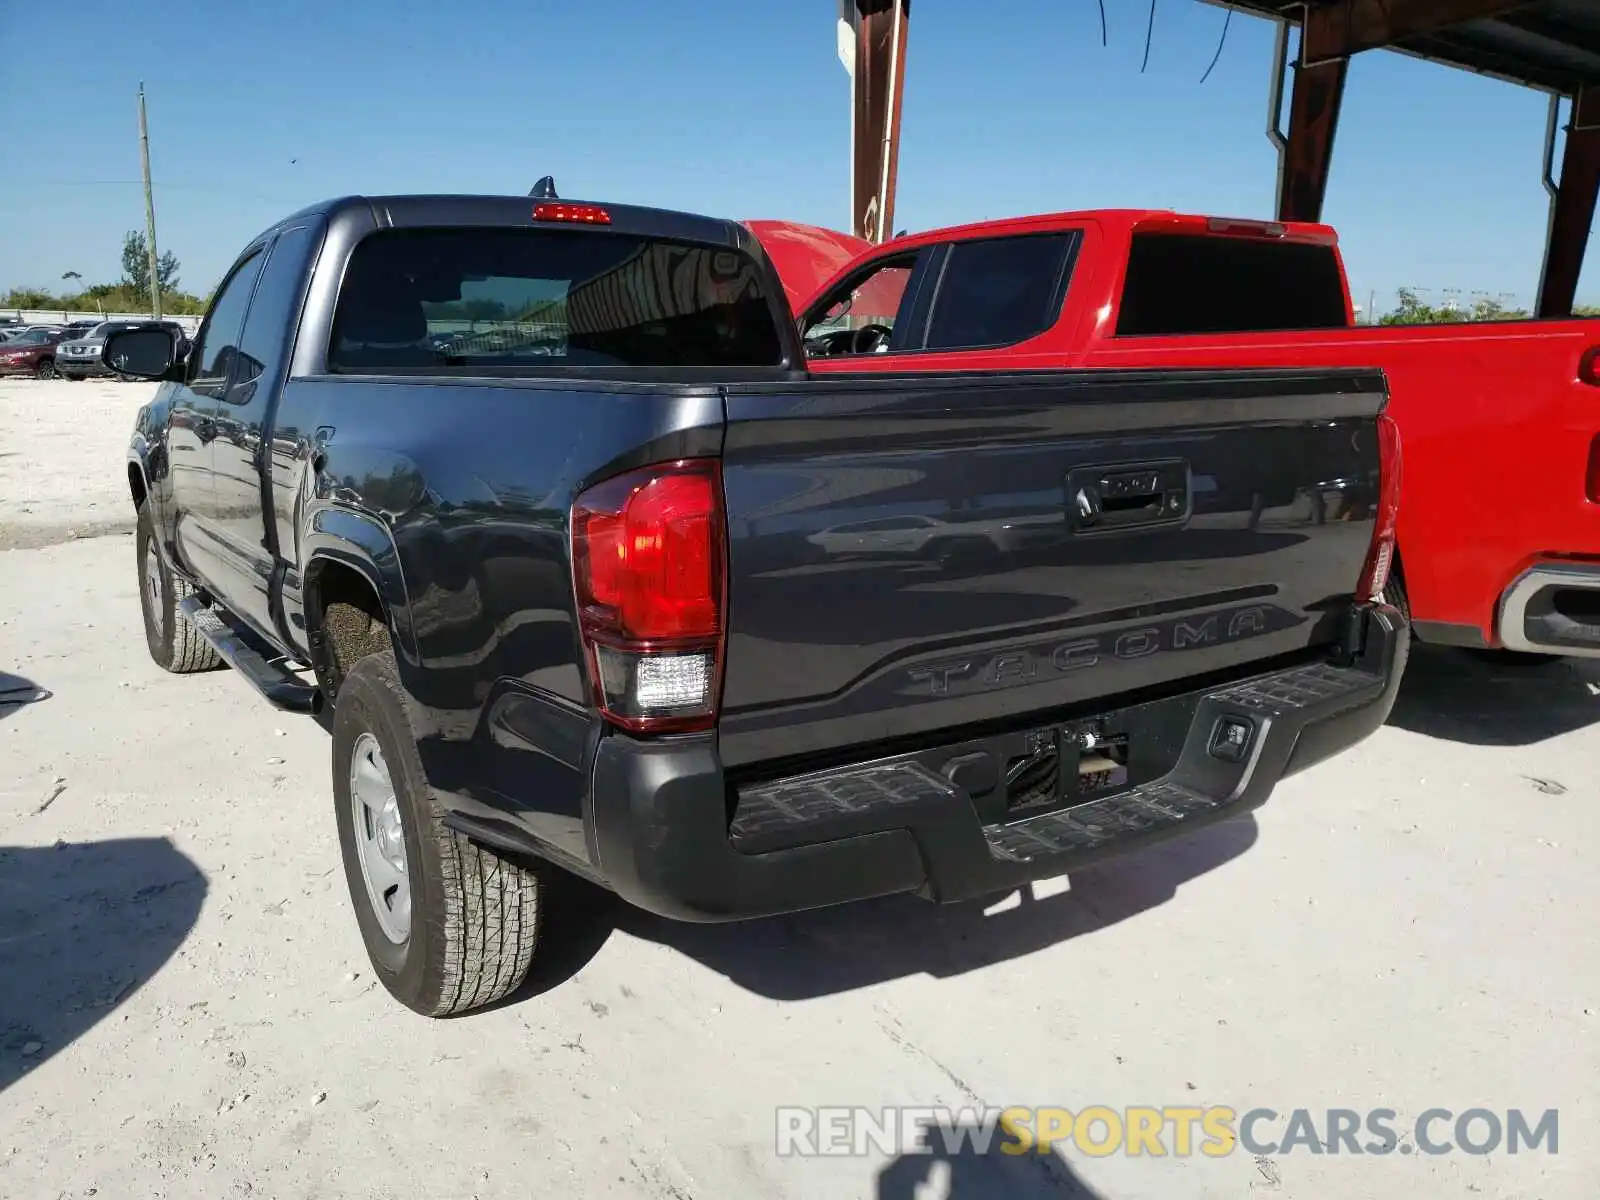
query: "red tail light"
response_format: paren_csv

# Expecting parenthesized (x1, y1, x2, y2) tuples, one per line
(1579, 344, 1600, 387)
(534, 202, 611, 224)
(1357, 413, 1402, 603)
(571, 460, 725, 733)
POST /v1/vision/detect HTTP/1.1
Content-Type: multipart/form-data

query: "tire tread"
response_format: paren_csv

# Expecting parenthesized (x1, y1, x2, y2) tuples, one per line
(167, 571, 222, 673)
(341, 651, 540, 1016)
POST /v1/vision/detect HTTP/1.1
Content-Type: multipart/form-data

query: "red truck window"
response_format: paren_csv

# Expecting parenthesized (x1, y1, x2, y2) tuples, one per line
(1116, 233, 1347, 336)
(923, 232, 1078, 351)
(802, 232, 1079, 359)
(801, 251, 924, 358)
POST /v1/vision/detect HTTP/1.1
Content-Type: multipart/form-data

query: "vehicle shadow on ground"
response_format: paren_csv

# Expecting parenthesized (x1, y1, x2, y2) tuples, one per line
(874, 1123, 1104, 1199)
(592, 815, 1258, 1002)
(0, 838, 206, 1094)
(0, 669, 52, 717)
(1386, 644, 1600, 745)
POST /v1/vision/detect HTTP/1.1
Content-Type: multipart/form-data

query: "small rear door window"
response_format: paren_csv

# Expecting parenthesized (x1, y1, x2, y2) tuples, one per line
(1116, 234, 1348, 335)
(922, 232, 1078, 351)
(329, 227, 784, 372)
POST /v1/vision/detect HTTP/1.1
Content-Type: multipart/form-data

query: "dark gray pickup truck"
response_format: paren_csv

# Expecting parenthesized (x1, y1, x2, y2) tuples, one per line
(112, 191, 1408, 1017)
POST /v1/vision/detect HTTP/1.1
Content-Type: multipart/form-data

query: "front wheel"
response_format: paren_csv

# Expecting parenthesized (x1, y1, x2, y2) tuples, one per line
(33, 358, 59, 380)
(136, 500, 221, 673)
(333, 650, 542, 1016)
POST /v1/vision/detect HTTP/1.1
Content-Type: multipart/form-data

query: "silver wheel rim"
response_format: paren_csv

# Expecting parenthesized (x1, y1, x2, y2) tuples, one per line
(349, 732, 411, 943)
(143, 543, 165, 639)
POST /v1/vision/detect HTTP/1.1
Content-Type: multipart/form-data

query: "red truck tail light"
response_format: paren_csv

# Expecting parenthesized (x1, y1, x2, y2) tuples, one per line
(571, 460, 726, 733)
(1357, 413, 1402, 604)
(1585, 433, 1600, 503)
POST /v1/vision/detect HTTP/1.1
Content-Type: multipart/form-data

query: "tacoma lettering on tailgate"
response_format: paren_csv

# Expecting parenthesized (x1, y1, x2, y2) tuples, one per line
(905, 603, 1302, 699)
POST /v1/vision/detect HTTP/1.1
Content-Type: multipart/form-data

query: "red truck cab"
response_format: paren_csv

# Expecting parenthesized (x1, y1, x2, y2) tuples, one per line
(750, 210, 1600, 662)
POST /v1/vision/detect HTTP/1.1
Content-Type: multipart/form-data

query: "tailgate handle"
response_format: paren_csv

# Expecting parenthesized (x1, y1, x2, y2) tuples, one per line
(1069, 461, 1188, 532)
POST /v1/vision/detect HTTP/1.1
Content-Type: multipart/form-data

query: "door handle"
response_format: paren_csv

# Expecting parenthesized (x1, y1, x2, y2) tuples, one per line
(1067, 460, 1189, 533)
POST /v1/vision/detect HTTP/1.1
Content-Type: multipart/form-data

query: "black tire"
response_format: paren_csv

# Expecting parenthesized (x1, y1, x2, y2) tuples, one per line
(137, 500, 222, 673)
(1379, 562, 1409, 623)
(34, 358, 59, 380)
(332, 650, 541, 1017)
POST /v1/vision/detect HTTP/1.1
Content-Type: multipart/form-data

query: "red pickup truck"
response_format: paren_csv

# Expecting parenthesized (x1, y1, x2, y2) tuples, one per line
(749, 212, 1600, 664)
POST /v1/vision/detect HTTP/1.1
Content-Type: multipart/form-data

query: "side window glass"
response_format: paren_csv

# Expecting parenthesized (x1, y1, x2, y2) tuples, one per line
(189, 249, 265, 399)
(923, 233, 1077, 351)
(227, 225, 315, 406)
(801, 252, 921, 358)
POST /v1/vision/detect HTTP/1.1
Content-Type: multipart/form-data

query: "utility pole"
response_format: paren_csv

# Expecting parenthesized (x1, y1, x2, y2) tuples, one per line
(138, 82, 162, 319)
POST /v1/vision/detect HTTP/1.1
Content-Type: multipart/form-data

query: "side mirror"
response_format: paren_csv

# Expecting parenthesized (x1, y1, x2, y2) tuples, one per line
(103, 326, 180, 380)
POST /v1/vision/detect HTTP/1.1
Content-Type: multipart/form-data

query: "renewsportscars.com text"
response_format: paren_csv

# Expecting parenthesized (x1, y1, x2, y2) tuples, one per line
(774, 1105, 1559, 1159)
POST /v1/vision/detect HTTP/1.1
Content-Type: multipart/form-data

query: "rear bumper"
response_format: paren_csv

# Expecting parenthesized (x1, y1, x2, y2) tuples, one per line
(1497, 561, 1600, 657)
(589, 603, 1408, 923)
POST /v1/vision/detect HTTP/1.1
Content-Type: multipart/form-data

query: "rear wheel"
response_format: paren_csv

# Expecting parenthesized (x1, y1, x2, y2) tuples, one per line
(332, 649, 542, 1016)
(136, 500, 222, 673)
(1379, 563, 1409, 622)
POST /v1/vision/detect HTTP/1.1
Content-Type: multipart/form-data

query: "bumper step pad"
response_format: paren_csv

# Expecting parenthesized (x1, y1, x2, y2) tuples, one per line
(729, 656, 1385, 866)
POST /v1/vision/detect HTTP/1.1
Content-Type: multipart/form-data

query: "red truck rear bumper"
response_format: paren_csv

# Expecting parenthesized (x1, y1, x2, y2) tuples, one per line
(586, 603, 1408, 923)
(1495, 561, 1600, 658)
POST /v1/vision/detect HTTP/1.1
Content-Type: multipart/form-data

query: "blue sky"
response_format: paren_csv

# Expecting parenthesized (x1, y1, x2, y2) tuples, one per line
(1, 0, 1589, 313)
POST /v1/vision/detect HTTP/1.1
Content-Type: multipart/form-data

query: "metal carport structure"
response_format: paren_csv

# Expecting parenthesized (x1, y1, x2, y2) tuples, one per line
(841, 1, 1600, 316)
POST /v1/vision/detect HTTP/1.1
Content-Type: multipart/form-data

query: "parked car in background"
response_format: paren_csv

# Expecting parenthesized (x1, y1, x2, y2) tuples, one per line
(58, 320, 192, 380)
(0, 328, 68, 378)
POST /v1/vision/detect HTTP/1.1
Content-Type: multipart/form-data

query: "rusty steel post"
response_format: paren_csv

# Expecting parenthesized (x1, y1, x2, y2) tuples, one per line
(848, 0, 910, 243)
(1537, 86, 1600, 319)
(1278, 53, 1347, 224)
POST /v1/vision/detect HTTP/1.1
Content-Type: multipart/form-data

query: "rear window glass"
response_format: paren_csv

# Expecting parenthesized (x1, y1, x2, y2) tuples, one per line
(923, 233, 1077, 350)
(329, 227, 784, 372)
(1116, 234, 1348, 336)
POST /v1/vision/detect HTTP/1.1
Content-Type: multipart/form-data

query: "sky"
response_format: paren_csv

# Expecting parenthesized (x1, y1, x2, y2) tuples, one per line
(0, 0, 1591, 314)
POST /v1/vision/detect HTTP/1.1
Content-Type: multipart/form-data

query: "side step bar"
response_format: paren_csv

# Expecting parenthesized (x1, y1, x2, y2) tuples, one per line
(177, 596, 322, 713)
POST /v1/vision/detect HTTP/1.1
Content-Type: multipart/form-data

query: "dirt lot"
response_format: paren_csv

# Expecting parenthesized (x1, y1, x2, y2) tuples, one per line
(1, 378, 1595, 1198)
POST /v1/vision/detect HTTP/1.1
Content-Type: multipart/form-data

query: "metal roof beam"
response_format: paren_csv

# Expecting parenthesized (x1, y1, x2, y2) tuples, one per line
(1302, 0, 1532, 65)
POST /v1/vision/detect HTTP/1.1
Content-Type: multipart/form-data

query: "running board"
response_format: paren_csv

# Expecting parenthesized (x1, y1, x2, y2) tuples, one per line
(177, 596, 322, 713)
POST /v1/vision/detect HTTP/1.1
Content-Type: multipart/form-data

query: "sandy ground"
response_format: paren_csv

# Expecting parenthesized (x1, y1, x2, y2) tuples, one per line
(0, 379, 157, 550)
(1, 376, 1596, 1199)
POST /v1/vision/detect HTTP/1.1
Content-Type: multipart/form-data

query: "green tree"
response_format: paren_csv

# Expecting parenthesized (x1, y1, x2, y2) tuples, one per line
(121, 230, 182, 297)
(1378, 288, 1528, 325)
(1, 287, 55, 308)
